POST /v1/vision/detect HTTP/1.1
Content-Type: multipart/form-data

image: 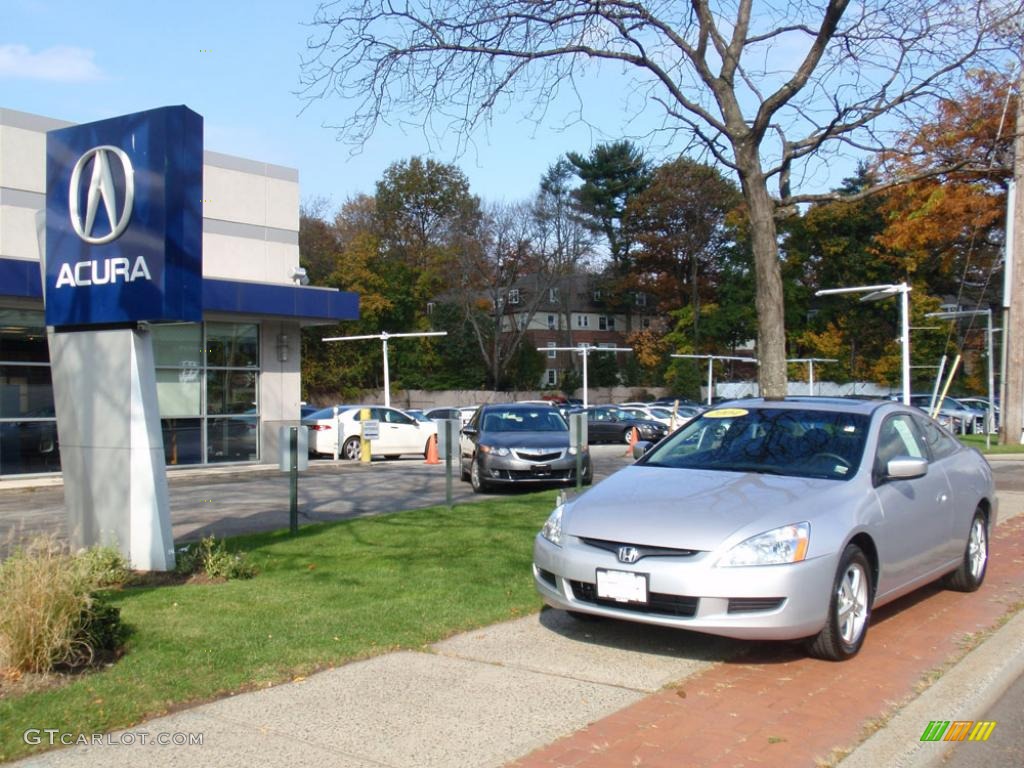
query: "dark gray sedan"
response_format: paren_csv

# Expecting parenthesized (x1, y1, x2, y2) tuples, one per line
(534, 398, 995, 661)
(460, 404, 592, 492)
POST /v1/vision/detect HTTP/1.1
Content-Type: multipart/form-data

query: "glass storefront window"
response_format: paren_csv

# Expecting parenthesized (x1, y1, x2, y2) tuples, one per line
(206, 369, 257, 415)
(1, 365, 55, 419)
(207, 323, 259, 368)
(207, 417, 258, 463)
(0, 419, 60, 474)
(161, 418, 204, 466)
(0, 310, 49, 363)
(152, 324, 203, 368)
(155, 369, 202, 417)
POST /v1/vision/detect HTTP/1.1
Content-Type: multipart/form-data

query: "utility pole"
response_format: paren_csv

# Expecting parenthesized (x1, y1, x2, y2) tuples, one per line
(1003, 62, 1024, 445)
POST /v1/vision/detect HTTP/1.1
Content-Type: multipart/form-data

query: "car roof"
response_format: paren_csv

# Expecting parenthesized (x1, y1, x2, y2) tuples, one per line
(712, 396, 891, 416)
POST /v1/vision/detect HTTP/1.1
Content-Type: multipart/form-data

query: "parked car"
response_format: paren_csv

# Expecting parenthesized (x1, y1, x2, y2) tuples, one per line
(618, 404, 697, 430)
(533, 397, 994, 660)
(302, 405, 437, 460)
(405, 409, 433, 423)
(898, 394, 985, 434)
(425, 406, 479, 425)
(572, 405, 669, 444)
(459, 403, 592, 492)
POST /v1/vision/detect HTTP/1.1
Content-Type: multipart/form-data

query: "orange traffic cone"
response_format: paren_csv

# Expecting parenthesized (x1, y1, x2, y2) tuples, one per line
(424, 433, 440, 465)
(624, 426, 639, 457)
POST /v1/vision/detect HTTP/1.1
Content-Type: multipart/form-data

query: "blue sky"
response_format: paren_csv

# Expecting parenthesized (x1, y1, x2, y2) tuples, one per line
(3, 0, 861, 213)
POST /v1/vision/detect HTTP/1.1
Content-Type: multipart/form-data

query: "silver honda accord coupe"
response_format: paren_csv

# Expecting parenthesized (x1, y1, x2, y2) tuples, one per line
(533, 398, 996, 660)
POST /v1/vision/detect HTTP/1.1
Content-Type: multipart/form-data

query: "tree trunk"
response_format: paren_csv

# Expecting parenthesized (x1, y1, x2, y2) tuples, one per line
(1002, 61, 1024, 445)
(735, 146, 787, 399)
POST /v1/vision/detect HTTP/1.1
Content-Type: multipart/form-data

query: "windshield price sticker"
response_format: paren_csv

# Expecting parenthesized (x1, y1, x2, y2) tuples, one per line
(597, 569, 648, 603)
(704, 408, 749, 419)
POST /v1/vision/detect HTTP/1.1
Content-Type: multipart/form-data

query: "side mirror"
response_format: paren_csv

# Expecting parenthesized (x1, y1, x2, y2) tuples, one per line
(462, 426, 478, 437)
(886, 456, 928, 480)
(632, 441, 652, 459)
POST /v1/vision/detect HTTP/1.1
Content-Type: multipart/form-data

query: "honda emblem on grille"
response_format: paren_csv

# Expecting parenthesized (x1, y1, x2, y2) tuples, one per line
(617, 546, 640, 564)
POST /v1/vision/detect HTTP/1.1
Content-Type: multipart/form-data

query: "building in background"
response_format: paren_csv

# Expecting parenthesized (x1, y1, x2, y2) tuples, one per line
(0, 107, 357, 478)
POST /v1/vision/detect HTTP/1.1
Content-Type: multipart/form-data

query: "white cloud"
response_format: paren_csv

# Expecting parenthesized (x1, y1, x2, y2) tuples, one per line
(0, 44, 104, 82)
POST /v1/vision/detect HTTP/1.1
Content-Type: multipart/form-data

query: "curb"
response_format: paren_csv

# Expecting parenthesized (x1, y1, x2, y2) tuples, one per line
(839, 609, 1024, 767)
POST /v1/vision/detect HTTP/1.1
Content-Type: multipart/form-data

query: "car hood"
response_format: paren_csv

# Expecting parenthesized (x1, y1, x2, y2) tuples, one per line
(563, 464, 854, 552)
(481, 432, 569, 450)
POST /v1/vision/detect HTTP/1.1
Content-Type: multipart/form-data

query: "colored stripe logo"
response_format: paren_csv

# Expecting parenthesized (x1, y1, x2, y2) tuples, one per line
(920, 720, 997, 742)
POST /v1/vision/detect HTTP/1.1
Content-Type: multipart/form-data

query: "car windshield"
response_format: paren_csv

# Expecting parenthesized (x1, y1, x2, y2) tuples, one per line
(481, 409, 568, 432)
(640, 406, 869, 480)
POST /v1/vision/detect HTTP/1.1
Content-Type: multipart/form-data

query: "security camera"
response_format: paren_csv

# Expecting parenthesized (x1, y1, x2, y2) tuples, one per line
(291, 266, 309, 286)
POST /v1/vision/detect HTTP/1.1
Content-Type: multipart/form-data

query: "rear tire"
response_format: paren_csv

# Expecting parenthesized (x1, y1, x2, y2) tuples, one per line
(341, 437, 361, 461)
(806, 544, 873, 661)
(622, 428, 634, 445)
(942, 510, 988, 592)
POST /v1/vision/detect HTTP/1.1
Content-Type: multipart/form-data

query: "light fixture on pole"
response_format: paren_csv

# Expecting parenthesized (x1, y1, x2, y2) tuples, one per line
(925, 308, 995, 449)
(671, 354, 759, 405)
(815, 283, 911, 405)
(539, 344, 632, 408)
(786, 358, 837, 396)
(322, 331, 448, 408)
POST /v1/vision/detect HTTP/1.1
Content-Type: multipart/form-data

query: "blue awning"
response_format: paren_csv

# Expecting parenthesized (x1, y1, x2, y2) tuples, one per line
(0, 258, 359, 324)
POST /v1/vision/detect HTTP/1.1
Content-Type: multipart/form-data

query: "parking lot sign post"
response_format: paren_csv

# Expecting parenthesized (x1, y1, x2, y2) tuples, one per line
(360, 409, 377, 462)
(569, 413, 587, 491)
(434, 418, 460, 508)
(278, 426, 308, 534)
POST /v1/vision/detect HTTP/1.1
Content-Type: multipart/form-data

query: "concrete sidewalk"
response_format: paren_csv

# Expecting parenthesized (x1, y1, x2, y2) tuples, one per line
(11, 495, 1024, 768)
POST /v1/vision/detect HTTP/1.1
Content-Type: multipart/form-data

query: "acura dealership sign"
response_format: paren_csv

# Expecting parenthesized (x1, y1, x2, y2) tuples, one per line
(45, 106, 203, 328)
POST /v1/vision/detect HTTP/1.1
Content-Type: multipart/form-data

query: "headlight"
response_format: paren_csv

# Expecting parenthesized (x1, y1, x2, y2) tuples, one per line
(479, 444, 510, 456)
(541, 504, 565, 547)
(717, 523, 810, 567)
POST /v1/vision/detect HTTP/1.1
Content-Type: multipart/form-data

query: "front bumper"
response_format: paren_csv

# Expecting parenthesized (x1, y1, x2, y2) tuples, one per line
(478, 449, 589, 485)
(533, 533, 837, 641)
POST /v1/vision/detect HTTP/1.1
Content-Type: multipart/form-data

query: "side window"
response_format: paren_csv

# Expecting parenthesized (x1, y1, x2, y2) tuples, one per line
(912, 414, 959, 460)
(875, 414, 926, 472)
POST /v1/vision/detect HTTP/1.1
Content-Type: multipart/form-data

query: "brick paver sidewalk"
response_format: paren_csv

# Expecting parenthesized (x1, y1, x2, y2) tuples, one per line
(510, 515, 1024, 768)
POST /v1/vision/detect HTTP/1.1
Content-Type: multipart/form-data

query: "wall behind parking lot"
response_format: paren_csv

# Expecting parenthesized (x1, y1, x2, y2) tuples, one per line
(353, 388, 673, 409)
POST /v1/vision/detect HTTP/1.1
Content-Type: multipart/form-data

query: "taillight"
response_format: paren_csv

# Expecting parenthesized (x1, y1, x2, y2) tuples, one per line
(309, 424, 331, 431)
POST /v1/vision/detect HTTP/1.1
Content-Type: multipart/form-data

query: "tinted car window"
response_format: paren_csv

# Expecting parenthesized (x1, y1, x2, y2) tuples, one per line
(911, 413, 960, 460)
(874, 414, 926, 473)
(641, 407, 869, 480)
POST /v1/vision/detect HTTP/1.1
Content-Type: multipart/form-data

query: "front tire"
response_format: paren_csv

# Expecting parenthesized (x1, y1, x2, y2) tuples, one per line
(470, 456, 489, 493)
(341, 436, 361, 461)
(942, 510, 988, 592)
(806, 544, 873, 661)
(622, 428, 635, 445)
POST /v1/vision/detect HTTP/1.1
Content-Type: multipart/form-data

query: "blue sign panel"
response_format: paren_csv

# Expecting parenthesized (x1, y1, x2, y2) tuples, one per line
(45, 106, 203, 328)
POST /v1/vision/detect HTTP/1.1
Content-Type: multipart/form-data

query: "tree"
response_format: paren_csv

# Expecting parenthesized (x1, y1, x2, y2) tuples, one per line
(624, 157, 741, 344)
(302, 1, 1021, 398)
(566, 141, 651, 270)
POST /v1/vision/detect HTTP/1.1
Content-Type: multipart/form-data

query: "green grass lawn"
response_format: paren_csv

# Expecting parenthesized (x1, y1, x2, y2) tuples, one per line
(0, 492, 559, 762)
(958, 434, 1024, 454)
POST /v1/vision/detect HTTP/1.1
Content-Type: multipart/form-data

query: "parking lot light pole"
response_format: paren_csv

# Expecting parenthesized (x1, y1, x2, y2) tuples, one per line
(926, 308, 995, 449)
(671, 354, 758, 405)
(816, 283, 912, 405)
(786, 358, 838, 396)
(538, 344, 633, 408)
(322, 331, 448, 408)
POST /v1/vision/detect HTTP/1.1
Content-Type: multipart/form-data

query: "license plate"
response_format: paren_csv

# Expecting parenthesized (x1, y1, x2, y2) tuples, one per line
(596, 569, 648, 604)
(531, 465, 551, 476)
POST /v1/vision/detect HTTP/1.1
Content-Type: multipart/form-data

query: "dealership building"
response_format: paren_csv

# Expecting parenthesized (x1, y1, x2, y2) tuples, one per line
(0, 106, 358, 479)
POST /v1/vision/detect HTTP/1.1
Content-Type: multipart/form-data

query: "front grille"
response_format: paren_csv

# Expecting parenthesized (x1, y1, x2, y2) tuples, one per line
(727, 597, 785, 614)
(578, 537, 699, 561)
(513, 448, 564, 462)
(569, 580, 699, 617)
(500, 468, 572, 481)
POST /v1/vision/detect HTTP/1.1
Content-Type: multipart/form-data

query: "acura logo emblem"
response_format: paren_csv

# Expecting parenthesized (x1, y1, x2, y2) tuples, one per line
(68, 145, 135, 245)
(617, 546, 640, 564)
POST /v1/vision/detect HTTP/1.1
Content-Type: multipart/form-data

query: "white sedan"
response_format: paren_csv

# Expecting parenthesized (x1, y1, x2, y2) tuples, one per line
(303, 405, 437, 460)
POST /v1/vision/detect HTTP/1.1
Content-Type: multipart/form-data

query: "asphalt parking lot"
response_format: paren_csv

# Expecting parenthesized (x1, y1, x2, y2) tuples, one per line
(0, 444, 636, 547)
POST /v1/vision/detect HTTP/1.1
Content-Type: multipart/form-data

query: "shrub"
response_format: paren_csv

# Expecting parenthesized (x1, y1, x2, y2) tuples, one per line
(0, 540, 130, 674)
(75, 546, 130, 589)
(175, 536, 256, 581)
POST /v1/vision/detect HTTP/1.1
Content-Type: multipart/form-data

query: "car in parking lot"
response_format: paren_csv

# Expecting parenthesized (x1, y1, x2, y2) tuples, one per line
(303, 405, 437, 460)
(459, 403, 592, 492)
(571, 405, 669, 444)
(533, 397, 995, 660)
(425, 406, 479, 425)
